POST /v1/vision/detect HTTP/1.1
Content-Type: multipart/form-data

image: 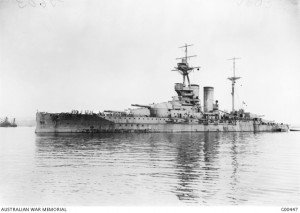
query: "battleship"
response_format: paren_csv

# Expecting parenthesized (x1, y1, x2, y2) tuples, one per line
(0, 117, 17, 127)
(35, 45, 289, 133)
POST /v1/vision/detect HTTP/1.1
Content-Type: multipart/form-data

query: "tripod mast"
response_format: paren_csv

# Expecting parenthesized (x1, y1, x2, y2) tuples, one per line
(172, 44, 200, 87)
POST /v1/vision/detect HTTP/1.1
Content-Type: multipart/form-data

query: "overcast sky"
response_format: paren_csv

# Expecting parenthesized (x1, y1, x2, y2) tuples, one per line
(0, 0, 300, 124)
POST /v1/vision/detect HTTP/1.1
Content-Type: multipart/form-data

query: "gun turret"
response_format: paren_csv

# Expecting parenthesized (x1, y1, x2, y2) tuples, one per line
(131, 104, 152, 109)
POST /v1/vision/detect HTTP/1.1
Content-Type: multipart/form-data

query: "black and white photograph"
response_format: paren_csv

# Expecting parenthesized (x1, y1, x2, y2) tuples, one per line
(0, 0, 300, 212)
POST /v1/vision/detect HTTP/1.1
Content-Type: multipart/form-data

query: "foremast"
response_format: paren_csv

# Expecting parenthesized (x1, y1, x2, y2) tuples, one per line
(172, 44, 201, 106)
(173, 44, 200, 87)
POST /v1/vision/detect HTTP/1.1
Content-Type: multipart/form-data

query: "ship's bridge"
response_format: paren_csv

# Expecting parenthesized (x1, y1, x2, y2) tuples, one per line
(175, 83, 199, 104)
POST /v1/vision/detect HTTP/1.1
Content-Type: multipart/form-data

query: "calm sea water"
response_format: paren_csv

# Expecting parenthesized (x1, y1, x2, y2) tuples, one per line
(0, 127, 299, 206)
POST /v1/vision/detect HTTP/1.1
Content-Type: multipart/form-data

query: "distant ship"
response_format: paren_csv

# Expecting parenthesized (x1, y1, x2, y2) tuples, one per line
(35, 45, 289, 133)
(0, 117, 17, 127)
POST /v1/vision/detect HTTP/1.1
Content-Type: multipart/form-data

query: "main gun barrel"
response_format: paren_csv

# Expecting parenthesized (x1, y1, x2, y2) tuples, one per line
(131, 104, 151, 109)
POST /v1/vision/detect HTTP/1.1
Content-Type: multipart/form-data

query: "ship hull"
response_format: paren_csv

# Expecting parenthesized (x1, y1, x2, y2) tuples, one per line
(35, 112, 289, 133)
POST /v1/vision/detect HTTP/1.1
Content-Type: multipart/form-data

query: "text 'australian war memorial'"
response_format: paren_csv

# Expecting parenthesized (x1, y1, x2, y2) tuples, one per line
(35, 45, 289, 133)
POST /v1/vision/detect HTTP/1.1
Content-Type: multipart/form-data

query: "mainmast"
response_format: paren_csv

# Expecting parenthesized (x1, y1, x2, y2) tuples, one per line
(227, 57, 241, 113)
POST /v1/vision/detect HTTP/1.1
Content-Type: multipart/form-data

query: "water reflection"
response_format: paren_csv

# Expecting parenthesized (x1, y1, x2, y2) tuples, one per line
(33, 132, 295, 205)
(34, 133, 239, 204)
(1, 128, 298, 206)
(172, 133, 203, 202)
(228, 133, 239, 204)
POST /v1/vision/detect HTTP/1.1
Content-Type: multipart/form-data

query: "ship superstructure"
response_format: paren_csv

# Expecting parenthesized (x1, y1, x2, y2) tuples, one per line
(35, 45, 289, 133)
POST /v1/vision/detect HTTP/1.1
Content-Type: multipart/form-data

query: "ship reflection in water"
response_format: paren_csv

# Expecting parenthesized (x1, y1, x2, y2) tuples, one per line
(31, 131, 299, 205)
